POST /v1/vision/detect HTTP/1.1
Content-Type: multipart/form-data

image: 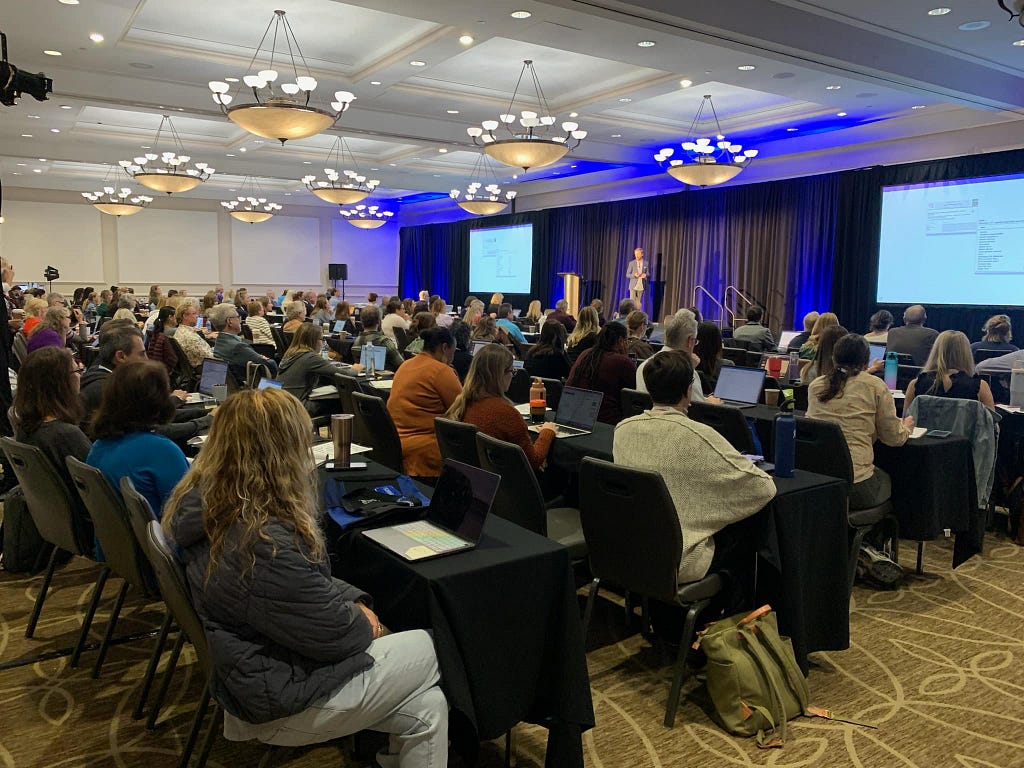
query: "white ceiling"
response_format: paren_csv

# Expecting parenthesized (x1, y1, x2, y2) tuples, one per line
(0, 0, 1022, 209)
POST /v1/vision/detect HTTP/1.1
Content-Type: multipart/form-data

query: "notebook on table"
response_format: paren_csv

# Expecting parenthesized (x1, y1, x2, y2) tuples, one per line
(712, 366, 766, 408)
(362, 459, 500, 561)
(528, 386, 603, 438)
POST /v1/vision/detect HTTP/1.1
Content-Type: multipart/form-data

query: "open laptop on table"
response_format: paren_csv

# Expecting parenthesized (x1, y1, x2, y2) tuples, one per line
(528, 385, 603, 438)
(777, 330, 800, 351)
(257, 378, 282, 390)
(362, 459, 500, 561)
(469, 340, 491, 356)
(185, 358, 229, 403)
(712, 365, 766, 409)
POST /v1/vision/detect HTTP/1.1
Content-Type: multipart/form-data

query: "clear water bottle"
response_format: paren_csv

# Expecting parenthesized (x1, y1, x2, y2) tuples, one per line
(1011, 366, 1024, 407)
(320, 341, 330, 361)
(773, 410, 796, 478)
(365, 341, 376, 377)
(884, 351, 898, 390)
(788, 350, 800, 383)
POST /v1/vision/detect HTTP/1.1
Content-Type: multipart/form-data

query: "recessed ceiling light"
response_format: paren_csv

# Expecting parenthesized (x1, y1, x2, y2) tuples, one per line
(786, 127, 798, 131)
(38, 158, 46, 161)
(27, 114, 40, 119)
(611, 134, 622, 138)
(89, 33, 104, 43)
(1014, 40, 1024, 46)
(571, 165, 577, 168)
(618, 97, 632, 102)
(825, 84, 841, 90)
(284, 193, 291, 196)
(459, 35, 474, 45)
(303, 160, 312, 164)
(43, 50, 62, 56)
(33, 169, 42, 173)
(438, 148, 448, 153)
(409, 60, 426, 67)
(569, 112, 578, 117)
(58, 0, 80, 4)
(836, 111, 847, 116)
(679, 79, 693, 88)
(50, 128, 60, 133)
(912, 105, 926, 109)
(239, 147, 246, 152)
(370, 80, 382, 85)
(738, 64, 756, 71)
(141, 145, 150, 149)
(16, 163, 25, 166)
(226, 153, 236, 157)
(389, 163, 397, 167)
(20, 134, 32, 138)
(433, 174, 441, 177)
(959, 21, 990, 30)
(637, 41, 655, 48)
(510, 11, 532, 19)
(446, 109, 460, 114)
(60, 104, 72, 109)
(927, 8, 951, 15)
(370, 168, 379, 171)
(225, 77, 239, 82)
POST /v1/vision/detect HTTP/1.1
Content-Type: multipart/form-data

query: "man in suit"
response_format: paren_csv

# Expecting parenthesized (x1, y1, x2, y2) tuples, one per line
(886, 304, 938, 366)
(626, 247, 647, 307)
(732, 306, 776, 352)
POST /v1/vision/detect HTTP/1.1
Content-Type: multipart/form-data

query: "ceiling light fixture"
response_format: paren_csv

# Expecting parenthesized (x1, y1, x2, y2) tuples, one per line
(928, 7, 951, 15)
(339, 204, 395, 229)
(60, 104, 72, 109)
(221, 176, 282, 223)
(998, 1, 1024, 27)
(449, 153, 517, 215)
(118, 115, 214, 194)
(301, 136, 379, 204)
(825, 84, 841, 90)
(58, 0, 80, 4)
(786, 127, 798, 131)
(680, 79, 693, 88)
(82, 166, 153, 217)
(466, 59, 587, 171)
(370, 80, 382, 85)
(737, 64, 756, 71)
(510, 11, 532, 19)
(89, 33, 104, 43)
(637, 41, 656, 47)
(21, 134, 32, 137)
(837, 111, 847, 116)
(459, 35, 474, 45)
(208, 10, 355, 143)
(618, 97, 632, 102)
(1015, 39, 1024, 44)
(43, 50, 62, 56)
(49, 128, 60, 133)
(446, 109, 460, 114)
(409, 60, 427, 67)
(654, 93, 758, 188)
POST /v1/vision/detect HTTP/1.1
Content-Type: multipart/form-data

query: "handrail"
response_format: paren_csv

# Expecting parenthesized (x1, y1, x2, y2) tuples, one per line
(725, 285, 756, 327)
(692, 286, 726, 327)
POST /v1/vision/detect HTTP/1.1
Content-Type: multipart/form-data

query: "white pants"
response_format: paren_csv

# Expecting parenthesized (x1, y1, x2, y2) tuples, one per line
(630, 288, 644, 306)
(223, 629, 448, 768)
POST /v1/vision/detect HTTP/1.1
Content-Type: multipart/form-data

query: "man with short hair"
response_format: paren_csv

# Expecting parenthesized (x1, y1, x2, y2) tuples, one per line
(788, 311, 819, 352)
(732, 306, 775, 352)
(351, 305, 404, 372)
(547, 299, 577, 333)
(626, 247, 647, 307)
(614, 298, 636, 324)
(419, 290, 430, 302)
(635, 309, 719, 403)
(886, 304, 938, 366)
(210, 303, 277, 383)
(495, 303, 526, 343)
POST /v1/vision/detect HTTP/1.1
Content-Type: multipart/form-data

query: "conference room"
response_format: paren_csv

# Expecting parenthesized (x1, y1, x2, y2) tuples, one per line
(2, 1, 1023, 767)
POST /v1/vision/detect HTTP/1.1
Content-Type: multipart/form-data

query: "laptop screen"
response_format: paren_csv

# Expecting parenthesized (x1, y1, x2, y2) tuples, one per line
(713, 366, 766, 404)
(512, 308, 521, 318)
(469, 340, 491, 356)
(555, 386, 604, 431)
(359, 343, 387, 370)
(777, 330, 800, 351)
(256, 378, 282, 390)
(197, 359, 229, 396)
(868, 343, 886, 366)
(647, 324, 665, 344)
(333, 320, 348, 333)
(426, 459, 500, 543)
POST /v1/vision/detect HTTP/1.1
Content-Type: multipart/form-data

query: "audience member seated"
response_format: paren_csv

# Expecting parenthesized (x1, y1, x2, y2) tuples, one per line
(311, 296, 333, 326)
(278, 323, 346, 416)
(233, 289, 250, 321)
(201, 291, 218, 319)
(365, 291, 379, 306)
(486, 292, 504, 317)
(388, 327, 462, 477)
(625, 310, 655, 360)
(471, 315, 509, 345)
(787, 311, 819, 352)
(695, 320, 733, 391)
(525, 320, 572, 380)
(613, 351, 776, 584)
(495, 303, 526, 343)
(449, 319, 473, 382)
(449, 344, 557, 469)
(972, 314, 1017, 355)
(351, 306, 404, 372)
(886, 304, 939, 366)
(905, 330, 995, 413)
(331, 301, 358, 336)
(26, 306, 72, 355)
(589, 299, 607, 326)
(636, 311, 715, 403)
(732, 305, 775, 352)
(282, 300, 307, 333)
(20, 297, 47, 337)
(381, 299, 410, 341)
(864, 310, 893, 344)
(403, 312, 437, 355)
(613, 298, 636, 324)
(164, 388, 447, 765)
(174, 299, 216, 368)
(147, 306, 179, 374)
(246, 300, 276, 346)
(211, 303, 278, 382)
(401, 298, 416, 318)
(546, 299, 577, 333)
(524, 299, 542, 325)
(113, 307, 137, 324)
(462, 300, 484, 326)
(807, 334, 913, 509)
(803, 324, 850, 383)
(86, 360, 190, 518)
(566, 307, 600, 364)
(430, 298, 452, 329)
(798, 311, 839, 366)
(566, 322, 636, 424)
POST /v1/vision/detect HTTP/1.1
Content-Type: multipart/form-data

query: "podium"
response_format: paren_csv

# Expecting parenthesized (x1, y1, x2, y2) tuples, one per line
(557, 272, 581, 318)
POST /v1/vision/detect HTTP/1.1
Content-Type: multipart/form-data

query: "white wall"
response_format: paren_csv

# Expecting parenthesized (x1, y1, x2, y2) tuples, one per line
(0, 200, 105, 285)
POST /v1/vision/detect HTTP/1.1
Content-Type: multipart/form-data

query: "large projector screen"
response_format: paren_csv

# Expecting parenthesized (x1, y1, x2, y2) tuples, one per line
(469, 223, 533, 294)
(877, 173, 1024, 306)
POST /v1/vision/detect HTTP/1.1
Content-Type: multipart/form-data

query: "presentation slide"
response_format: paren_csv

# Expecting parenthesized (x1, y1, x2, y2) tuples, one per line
(469, 224, 533, 294)
(877, 173, 1024, 306)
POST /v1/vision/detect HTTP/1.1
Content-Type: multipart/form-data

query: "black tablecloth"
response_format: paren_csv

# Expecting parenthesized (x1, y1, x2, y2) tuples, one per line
(322, 466, 593, 767)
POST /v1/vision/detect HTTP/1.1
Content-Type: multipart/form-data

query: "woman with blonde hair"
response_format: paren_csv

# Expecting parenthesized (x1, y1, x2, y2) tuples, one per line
(430, 298, 452, 329)
(798, 311, 839, 378)
(973, 314, 1017, 354)
(163, 388, 447, 763)
(625, 310, 655, 361)
(311, 296, 333, 326)
(487, 292, 504, 315)
(524, 299, 542, 324)
(21, 297, 48, 337)
(201, 291, 218, 316)
(462, 300, 485, 326)
(905, 330, 994, 412)
(566, 306, 600, 363)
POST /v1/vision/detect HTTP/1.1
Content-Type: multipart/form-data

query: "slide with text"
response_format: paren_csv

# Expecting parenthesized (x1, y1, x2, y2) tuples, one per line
(469, 224, 533, 295)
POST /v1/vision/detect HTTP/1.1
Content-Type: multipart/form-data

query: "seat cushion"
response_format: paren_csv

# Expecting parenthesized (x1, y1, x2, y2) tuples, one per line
(848, 501, 892, 527)
(547, 507, 588, 560)
(677, 572, 724, 603)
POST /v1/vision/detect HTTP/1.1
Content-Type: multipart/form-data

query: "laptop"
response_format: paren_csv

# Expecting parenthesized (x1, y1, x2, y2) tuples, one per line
(712, 365, 766, 408)
(198, 358, 228, 395)
(362, 460, 500, 561)
(868, 343, 887, 366)
(257, 378, 282, 390)
(469, 340, 491, 356)
(333, 319, 348, 333)
(512, 308, 521, 318)
(647, 323, 666, 344)
(777, 330, 800, 351)
(358, 343, 387, 371)
(528, 386, 603, 438)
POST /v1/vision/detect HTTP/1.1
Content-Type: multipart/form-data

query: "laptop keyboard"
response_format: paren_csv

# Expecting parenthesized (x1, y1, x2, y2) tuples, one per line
(392, 521, 466, 552)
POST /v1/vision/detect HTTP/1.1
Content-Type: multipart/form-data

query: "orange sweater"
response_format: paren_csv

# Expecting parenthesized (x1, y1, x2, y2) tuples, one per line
(387, 353, 462, 477)
(462, 396, 555, 470)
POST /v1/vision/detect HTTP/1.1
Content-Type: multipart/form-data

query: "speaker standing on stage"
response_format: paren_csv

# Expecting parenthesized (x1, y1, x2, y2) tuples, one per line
(627, 248, 647, 306)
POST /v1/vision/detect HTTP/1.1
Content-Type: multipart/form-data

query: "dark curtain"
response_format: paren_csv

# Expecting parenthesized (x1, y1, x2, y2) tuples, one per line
(833, 148, 1024, 336)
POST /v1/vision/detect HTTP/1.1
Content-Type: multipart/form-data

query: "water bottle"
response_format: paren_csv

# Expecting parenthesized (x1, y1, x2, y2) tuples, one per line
(773, 411, 796, 478)
(884, 351, 898, 390)
(1011, 366, 1024, 407)
(320, 341, 329, 361)
(529, 377, 547, 423)
(365, 341, 376, 377)
(788, 351, 800, 383)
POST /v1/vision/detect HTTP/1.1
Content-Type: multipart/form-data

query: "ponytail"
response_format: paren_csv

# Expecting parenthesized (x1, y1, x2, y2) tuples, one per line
(815, 333, 869, 403)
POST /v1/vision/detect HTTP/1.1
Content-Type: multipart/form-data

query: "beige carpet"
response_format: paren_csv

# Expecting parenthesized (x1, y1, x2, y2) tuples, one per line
(2, 533, 1023, 767)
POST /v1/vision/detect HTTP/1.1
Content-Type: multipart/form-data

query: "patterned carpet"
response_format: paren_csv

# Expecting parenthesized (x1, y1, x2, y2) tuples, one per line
(2, 532, 1023, 768)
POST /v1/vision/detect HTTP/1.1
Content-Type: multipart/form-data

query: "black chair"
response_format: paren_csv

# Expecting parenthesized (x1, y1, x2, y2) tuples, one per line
(167, 336, 199, 392)
(723, 337, 751, 350)
(240, 323, 254, 342)
(540, 377, 563, 410)
(974, 348, 1010, 364)
(434, 418, 480, 467)
(393, 326, 410, 353)
(0, 438, 102, 657)
(687, 402, 756, 454)
(893, 352, 915, 366)
(351, 392, 404, 472)
(721, 346, 748, 366)
(744, 350, 765, 369)
(271, 326, 289, 359)
(621, 388, 653, 419)
(758, 375, 783, 405)
(251, 342, 277, 359)
(476, 433, 586, 560)
(897, 365, 922, 392)
(578, 457, 723, 728)
(506, 369, 532, 404)
(510, 335, 529, 361)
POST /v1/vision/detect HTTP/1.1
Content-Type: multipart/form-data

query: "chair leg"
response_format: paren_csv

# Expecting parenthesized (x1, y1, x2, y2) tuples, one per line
(92, 580, 129, 679)
(25, 547, 60, 639)
(581, 578, 600, 640)
(847, 527, 870, 595)
(195, 702, 223, 768)
(256, 746, 281, 768)
(664, 599, 708, 728)
(71, 567, 111, 668)
(134, 610, 175, 720)
(916, 541, 925, 575)
(505, 728, 513, 768)
(179, 684, 211, 768)
(147, 631, 186, 731)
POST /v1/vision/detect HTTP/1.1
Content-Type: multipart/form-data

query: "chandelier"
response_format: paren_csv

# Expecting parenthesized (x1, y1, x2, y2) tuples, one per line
(220, 177, 282, 224)
(82, 167, 154, 216)
(339, 204, 395, 229)
(301, 136, 379, 205)
(654, 94, 759, 187)
(118, 115, 214, 194)
(208, 10, 355, 143)
(449, 153, 517, 215)
(466, 60, 587, 172)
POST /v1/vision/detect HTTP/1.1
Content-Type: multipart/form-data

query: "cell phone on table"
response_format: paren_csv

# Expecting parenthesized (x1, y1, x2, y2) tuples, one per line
(925, 429, 951, 438)
(325, 461, 367, 471)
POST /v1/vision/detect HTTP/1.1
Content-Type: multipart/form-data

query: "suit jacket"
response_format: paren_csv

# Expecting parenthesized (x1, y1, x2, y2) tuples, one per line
(886, 324, 938, 366)
(626, 258, 647, 292)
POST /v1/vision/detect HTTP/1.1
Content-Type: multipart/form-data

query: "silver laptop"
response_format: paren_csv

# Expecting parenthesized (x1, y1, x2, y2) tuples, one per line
(712, 366, 766, 408)
(529, 385, 603, 438)
(257, 378, 282, 390)
(777, 330, 800, 351)
(362, 460, 500, 561)
(469, 340, 491, 356)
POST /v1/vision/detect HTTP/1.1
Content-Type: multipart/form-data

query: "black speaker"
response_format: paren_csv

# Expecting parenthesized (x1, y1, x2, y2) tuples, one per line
(328, 263, 348, 281)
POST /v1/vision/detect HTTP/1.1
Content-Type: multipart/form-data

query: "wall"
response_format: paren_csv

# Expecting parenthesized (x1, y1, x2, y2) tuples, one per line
(0, 187, 400, 301)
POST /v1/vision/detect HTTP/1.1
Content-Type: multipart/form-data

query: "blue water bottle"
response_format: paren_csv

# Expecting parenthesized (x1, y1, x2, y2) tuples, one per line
(773, 411, 796, 478)
(884, 351, 898, 390)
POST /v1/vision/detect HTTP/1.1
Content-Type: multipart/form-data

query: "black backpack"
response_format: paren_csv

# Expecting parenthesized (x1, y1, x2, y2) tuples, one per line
(0, 486, 51, 573)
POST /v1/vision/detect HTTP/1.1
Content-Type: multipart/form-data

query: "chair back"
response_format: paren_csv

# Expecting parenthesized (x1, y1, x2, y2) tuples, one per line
(973, 348, 1009, 364)
(119, 477, 158, 564)
(510, 336, 528, 361)
(240, 323, 253, 342)
(270, 326, 289, 358)
(0, 437, 92, 555)
(540, 377, 563, 410)
(620, 388, 653, 419)
(167, 336, 198, 391)
(723, 337, 751, 350)
(434, 418, 480, 467)
(506, 369, 532, 404)
(65, 457, 157, 594)
(721, 347, 747, 366)
(12, 333, 27, 367)
(393, 326, 410, 352)
(579, 457, 683, 604)
(351, 392, 404, 472)
(334, 372, 360, 414)
(686, 402, 756, 454)
(897, 365, 922, 392)
(791, 416, 854, 484)
(475, 433, 547, 534)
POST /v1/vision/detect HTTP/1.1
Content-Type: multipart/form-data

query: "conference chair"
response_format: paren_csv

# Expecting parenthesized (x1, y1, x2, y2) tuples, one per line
(721, 346, 748, 366)
(351, 392, 404, 473)
(12, 332, 27, 367)
(434, 418, 480, 467)
(723, 337, 751, 350)
(510, 335, 528, 361)
(476, 432, 586, 559)
(897, 365, 923, 393)
(744, 350, 764, 368)
(687, 402, 756, 454)
(506, 369, 532, 404)
(540, 377, 563, 410)
(271, 326, 289, 359)
(621, 388, 653, 419)
(167, 336, 199, 392)
(578, 457, 724, 728)
(974, 348, 1009, 365)
(240, 323, 254, 342)
(393, 326, 410, 352)
(0, 438, 106, 660)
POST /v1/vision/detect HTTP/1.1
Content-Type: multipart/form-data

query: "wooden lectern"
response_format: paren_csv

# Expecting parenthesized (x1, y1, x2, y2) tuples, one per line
(557, 272, 581, 317)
